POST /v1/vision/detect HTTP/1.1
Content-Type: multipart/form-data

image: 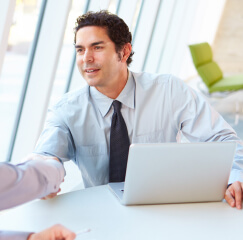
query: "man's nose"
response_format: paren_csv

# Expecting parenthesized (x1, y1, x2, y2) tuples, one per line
(83, 50, 94, 62)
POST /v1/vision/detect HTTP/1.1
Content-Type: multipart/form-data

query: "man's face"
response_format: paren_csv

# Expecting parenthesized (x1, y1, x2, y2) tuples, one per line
(75, 26, 124, 93)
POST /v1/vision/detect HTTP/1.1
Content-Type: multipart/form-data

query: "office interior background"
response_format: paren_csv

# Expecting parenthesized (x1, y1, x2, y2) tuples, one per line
(0, 0, 243, 193)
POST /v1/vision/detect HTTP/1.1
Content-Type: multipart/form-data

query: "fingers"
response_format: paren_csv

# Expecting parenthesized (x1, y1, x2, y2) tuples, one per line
(224, 188, 235, 207)
(28, 224, 76, 240)
(225, 181, 243, 209)
(22, 153, 60, 162)
(52, 224, 76, 240)
(63, 229, 76, 240)
(41, 188, 61, 200)
(41, 193, 57, 200)
(233, 182, 242, 209)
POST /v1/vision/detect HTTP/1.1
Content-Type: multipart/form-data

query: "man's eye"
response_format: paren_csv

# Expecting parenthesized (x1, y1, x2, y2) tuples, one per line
(77, 49, 84, 54)
(95, 46, 102, 50)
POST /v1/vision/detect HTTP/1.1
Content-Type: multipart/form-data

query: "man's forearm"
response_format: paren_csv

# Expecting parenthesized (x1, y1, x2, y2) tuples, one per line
(0, 230, 31, 240)
(0, 158, 65, 210)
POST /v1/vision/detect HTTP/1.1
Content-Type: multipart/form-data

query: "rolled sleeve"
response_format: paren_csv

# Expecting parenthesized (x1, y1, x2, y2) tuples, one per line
(34, 108, 75, 162)
(170, 76, 243, 183)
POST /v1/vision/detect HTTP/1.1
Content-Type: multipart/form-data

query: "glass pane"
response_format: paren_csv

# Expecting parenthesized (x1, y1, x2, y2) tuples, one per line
(0, 0, 42, 162)
(48, 0, 86, 107)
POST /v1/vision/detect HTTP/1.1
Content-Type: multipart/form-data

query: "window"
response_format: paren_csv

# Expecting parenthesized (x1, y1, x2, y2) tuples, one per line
(0, 0, 42, 162)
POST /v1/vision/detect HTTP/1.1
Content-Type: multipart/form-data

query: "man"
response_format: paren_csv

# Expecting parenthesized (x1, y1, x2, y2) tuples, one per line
(0, 158, 76, 240)
(33, 11, 243, 208)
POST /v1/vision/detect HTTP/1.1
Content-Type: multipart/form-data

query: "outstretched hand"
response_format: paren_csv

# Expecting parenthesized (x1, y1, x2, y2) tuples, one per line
(28, 224, 76, 240)
(224, 181, 243, 209)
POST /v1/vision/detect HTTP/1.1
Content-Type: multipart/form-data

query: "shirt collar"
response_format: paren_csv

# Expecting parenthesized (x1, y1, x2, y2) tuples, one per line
(90, 71, 135, 117)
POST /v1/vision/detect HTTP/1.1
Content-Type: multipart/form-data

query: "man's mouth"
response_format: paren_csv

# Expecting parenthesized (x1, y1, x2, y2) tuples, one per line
(85, 68, 99, 73)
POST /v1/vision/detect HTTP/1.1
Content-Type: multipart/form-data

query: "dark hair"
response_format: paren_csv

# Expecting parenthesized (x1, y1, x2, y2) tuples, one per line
(74, 10, 134, 66)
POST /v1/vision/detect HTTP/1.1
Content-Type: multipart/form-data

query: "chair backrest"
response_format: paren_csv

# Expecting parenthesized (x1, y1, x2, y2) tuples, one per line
(189, 42, 223, 87)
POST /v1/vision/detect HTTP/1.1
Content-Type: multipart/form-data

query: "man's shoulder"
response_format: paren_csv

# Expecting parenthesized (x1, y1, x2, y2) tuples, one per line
(131, 71, 179, 87)
(52, 85, 90, 110)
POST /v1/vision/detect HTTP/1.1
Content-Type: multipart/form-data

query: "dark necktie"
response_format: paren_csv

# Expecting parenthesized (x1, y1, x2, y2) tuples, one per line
(109, 100, 130, 182)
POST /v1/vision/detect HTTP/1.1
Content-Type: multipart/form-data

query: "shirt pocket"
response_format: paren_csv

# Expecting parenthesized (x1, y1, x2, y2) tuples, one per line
(133, 130, 164, 143)
(78, 144, 107, 157)
(76, 144, 109, 186)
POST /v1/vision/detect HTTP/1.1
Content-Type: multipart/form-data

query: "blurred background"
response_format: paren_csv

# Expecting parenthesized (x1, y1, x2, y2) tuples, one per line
(0, 0, 242, 193)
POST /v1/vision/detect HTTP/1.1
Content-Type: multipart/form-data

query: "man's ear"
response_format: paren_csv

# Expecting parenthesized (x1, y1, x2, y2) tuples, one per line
(121, 43, 132, 63)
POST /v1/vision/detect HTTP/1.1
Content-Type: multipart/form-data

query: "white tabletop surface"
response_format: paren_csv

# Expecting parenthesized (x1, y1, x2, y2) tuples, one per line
(0, 185, 242, 240)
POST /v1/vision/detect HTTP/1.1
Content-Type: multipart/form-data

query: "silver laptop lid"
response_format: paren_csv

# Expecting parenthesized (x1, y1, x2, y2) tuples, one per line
(122, 142, 236, 205)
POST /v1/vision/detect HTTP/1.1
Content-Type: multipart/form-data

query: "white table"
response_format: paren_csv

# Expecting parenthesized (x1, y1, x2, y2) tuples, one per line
(0, 185, 242, 240)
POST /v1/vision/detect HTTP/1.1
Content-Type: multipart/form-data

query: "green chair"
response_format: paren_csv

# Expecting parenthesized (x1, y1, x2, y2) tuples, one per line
(189, 42, 243, 94)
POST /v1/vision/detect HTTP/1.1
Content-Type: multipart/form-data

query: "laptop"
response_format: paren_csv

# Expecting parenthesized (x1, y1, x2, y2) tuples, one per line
(108, 142, 236, 205)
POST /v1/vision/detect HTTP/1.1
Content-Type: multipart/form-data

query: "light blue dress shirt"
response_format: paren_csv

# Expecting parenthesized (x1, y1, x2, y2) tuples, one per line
(34, 71, 243, 187)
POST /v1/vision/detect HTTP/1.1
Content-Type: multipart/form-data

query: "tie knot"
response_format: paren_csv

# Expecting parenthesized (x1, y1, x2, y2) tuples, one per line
(112, 100, 121, 113)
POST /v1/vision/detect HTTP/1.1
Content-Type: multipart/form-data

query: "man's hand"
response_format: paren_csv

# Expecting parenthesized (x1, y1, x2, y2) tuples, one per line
(28, 224, 76, 240)
(41, 188, 61, 200)
(23, 153, 61, 163)
(23, 153, 63, 200)
(224, 181, 243, 209)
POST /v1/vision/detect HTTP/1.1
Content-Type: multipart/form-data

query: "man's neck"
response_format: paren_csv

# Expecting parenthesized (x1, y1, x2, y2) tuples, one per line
(95, 69, 129, 99)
